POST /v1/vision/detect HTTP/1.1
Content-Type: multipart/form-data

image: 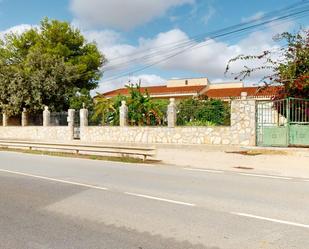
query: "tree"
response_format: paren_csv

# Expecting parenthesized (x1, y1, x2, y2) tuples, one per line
(126, 84, 167, 126)
(225, 29, 309, 99)
(0, 18, 106, 115)
(92, 95, 117, 125)
(69, 88, 94, 111)
(177, 97, 230, 126)
(91, 84, 168, 126)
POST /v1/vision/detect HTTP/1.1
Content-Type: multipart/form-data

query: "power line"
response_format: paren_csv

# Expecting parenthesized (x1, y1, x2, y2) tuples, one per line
(101, 5, 309, 82)
(105, 10, 308, 71)
(103, 0, 309, 67)
(101, 5, 308, 76)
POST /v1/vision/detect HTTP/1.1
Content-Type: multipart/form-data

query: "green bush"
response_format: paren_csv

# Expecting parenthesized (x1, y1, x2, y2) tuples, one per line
(177, 98, 230, 126)
(92, 84, 168, 126)
(184, 120, 216, 126)
(126, 85, 168, 126)
(90, 94, 125, 126)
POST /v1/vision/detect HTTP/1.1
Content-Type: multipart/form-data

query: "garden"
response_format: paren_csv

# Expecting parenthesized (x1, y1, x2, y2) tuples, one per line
(91, 84, 231, 127)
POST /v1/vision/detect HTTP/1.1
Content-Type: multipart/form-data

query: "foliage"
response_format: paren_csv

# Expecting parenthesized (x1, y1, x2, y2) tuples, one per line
(0, 18, 105, 115)
(177, 98, 230, 126)
(69, 88, 94, 111)
(183, 120, 216, 126)
(92, 84, 168, 126)
(126, 84, 168, 126)
(225, 29, 309, 99)
(92, 86, 230, 127)
(92, 94, 117, 125)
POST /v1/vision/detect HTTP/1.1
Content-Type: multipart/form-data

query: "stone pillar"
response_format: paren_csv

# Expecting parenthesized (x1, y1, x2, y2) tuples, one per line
(21, 108, 28, 126)
(80, 104, 88, 127)
(241, 91, 248, 100)
(43, 106, 50, 127)
(231, 99, 256, 146)
(67, 109, 75, 140)
(119, 101, 128, 127)
(2, 113, 8, 127)
(167, 98, 177, 128)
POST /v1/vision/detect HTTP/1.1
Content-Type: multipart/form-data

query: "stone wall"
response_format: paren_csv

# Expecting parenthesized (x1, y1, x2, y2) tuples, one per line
(0, 126, 73, 141)
(80, 99, 257, 146)
(0, 99, 257, 146)
(80, 126, 234, 145)
(230, 99, 256, 146)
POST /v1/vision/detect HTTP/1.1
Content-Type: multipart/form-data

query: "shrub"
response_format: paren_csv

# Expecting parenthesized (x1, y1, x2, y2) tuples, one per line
(177, 98, 230, 126)
(92, 84, 168, 126)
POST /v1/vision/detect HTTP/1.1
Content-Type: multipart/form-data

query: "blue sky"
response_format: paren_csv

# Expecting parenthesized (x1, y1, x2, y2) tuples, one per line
(0, 0, 308, 92)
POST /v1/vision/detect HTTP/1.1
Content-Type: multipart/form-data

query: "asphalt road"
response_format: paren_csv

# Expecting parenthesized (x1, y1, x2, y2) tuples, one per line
(0, 151, 308, 249)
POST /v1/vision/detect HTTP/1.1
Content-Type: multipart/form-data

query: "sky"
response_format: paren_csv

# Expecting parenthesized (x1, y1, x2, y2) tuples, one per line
(0, 0, 308, 93)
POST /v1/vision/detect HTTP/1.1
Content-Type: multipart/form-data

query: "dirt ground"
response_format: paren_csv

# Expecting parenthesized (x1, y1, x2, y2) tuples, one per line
(156, 144, 309, 178)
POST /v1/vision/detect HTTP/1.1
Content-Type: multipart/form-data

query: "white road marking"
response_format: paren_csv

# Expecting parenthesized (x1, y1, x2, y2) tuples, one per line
(125, 192, 196, 207)
(232, 212, 309, 229)
(185, 168, 294, 181)
(184, 168, 224, 174)
(0, 169, 108, 191)
(0, 169, 194, 207)
(238, 173, 292, 180)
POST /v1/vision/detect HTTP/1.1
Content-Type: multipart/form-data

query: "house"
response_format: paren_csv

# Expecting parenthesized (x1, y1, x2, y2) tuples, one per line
(204, 85, 283, 101)
(101, 77, 282, 101)
(102, 77, 209, 100)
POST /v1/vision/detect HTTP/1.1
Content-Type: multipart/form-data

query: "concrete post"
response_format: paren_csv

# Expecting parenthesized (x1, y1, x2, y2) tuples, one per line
(241, 91, 248, 100)
(80, 104, 88, 127)
(67, 109, 75, 140)
(21, 108, 28, 126)
(2, 113, 8, 127)
(167, 98, 177, 128)
(119, 101, 128, 127)
(43, 106, 50, 127)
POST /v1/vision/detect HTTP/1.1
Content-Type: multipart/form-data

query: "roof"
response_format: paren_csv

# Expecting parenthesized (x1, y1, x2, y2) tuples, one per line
(204, 86, 282, 99)
(102, 85, 207, 98)
(101, 84, 283, 99)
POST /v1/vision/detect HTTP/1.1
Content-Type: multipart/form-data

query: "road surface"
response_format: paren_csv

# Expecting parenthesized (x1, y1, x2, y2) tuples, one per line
(0, 151, 308, 249)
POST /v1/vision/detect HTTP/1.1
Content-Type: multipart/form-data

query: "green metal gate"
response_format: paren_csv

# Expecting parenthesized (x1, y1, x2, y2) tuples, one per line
(257, 98, 309, 147)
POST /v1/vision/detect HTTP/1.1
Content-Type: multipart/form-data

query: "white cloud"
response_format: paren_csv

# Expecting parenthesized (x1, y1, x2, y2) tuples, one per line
(0, 21, 292, 94)
(83, 30, 122, 47)
(136, 29, 277, 77)
(70, 0, 195, 30)
(92, 23, 290, 93)
(130, 74, 166, 86)
(146, 28, 280, 80)
(242, 11, 265, 23)
(202, 5, 216, 25)
(82, 29, 136, 70)
(0, 24, 37, 39)
(96, 74, 166, 94)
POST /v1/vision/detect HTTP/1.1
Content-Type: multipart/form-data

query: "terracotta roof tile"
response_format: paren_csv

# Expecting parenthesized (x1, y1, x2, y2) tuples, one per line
(205, 86, 283, 99)
(102, 85, 207, 97)
(101, 84, 283, 99)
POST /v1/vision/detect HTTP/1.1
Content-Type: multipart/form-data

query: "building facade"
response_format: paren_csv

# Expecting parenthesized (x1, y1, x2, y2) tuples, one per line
(101, 77, 282, 101)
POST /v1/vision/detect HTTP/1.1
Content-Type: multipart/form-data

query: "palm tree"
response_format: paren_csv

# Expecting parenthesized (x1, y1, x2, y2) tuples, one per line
(92, 95, 116, 125)
(126, 84, 166, 126)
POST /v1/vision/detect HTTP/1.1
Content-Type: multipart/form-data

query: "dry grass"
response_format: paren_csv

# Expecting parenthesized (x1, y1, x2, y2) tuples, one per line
(0, 147, 158, 164)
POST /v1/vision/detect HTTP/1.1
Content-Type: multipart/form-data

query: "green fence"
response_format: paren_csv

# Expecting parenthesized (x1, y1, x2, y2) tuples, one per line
(257, 98, 309, 147)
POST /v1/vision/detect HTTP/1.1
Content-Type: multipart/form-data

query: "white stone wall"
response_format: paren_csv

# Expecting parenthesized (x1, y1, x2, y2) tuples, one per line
(0, 100, 256, 146)
(230, 99, 256, 146)
(80, 99, 257, 146)
(80, 126, 234, 145)
(0, 126, 73, 141)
